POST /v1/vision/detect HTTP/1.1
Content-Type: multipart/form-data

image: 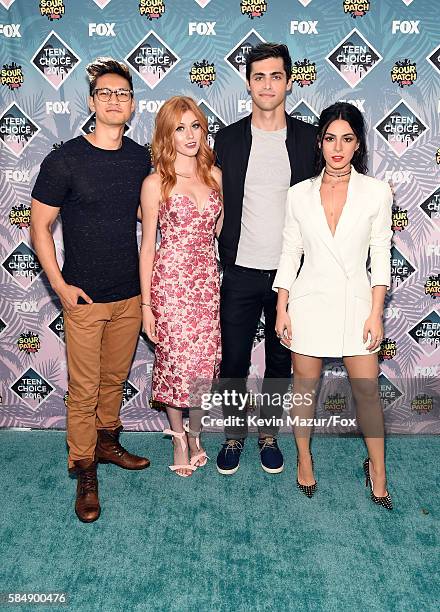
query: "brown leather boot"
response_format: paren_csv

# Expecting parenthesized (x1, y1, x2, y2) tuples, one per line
(95, 426, 150, 470)
(74, 459, 100, 523)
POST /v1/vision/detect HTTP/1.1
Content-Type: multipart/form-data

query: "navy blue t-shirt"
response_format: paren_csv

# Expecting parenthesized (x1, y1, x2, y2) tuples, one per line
(32, 136, 151, 302)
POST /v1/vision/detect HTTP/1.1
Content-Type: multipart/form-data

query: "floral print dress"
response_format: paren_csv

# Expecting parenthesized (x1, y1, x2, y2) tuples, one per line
(150, 189, 222, 409)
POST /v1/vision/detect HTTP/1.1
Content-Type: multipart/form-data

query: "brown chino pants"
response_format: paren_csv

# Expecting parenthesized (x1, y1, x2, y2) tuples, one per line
(63, 295, 142, 469)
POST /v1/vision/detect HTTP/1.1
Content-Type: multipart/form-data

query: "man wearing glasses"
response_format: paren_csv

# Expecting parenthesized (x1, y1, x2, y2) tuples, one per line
(30, 58, 151, 523)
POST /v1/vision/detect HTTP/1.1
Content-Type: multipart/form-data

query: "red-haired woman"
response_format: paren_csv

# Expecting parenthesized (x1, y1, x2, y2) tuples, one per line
(140, 96, 223, 477)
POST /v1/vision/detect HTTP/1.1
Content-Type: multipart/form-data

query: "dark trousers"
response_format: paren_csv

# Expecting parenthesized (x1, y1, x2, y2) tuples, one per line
(219, 264, 292, 438)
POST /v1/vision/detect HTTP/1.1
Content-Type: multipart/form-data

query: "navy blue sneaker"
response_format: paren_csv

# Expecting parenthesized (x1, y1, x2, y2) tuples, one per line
(258, 437, 284, 474)
(216, 439, 244, 475)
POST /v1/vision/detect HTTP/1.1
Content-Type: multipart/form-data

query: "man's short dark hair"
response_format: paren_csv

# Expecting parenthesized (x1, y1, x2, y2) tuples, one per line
(245, 42, 292, 82)
(86, 57, 133, 95)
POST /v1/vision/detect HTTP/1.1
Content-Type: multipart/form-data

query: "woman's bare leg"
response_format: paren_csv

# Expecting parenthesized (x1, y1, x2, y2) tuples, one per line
(343, 354, 388, 497)
(166, 406, 192, 476)
(291, 353, 323, 486)
(187, 408, 207, 467)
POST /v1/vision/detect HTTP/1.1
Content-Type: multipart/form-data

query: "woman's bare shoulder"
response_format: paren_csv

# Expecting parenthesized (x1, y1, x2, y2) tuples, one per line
(211, 165, 221, 179)
(211, 165, 222, 188)
(142, 172, 161, 195)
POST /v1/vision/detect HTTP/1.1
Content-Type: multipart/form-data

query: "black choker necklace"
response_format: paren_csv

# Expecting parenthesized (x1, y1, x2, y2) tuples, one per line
(325, 168, 351, 178)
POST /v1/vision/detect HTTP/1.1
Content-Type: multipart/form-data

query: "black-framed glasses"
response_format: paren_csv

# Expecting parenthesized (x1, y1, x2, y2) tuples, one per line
(92, 88, 133, 102)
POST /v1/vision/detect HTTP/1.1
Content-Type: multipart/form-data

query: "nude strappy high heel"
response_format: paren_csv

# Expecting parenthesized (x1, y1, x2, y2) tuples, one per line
(184, 423, 209, 468)
(163, 429, 196, 477)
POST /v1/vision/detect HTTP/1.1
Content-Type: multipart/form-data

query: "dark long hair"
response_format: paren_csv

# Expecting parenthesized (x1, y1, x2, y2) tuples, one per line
(314, 102, 368, 176)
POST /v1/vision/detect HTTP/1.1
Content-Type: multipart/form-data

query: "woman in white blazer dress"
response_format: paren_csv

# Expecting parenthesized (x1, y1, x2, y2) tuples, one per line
(274, 102, 393, 509)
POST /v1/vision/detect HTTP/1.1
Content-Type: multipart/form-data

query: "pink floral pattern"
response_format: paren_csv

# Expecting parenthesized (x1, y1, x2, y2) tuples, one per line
(150, 189, 222, 408)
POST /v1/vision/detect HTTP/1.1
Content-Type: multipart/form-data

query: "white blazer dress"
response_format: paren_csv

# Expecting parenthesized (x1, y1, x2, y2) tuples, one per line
(273, 168, 393, 357)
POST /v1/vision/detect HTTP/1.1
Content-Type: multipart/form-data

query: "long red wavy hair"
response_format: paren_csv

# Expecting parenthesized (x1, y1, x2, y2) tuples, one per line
(152, 96, 219, 201)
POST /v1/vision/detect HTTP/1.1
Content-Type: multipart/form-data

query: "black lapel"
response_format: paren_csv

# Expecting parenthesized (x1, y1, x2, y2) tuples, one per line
(240, 114, 252, 181)
(285, 112, 298, 186)
(231, 114, 252, 219)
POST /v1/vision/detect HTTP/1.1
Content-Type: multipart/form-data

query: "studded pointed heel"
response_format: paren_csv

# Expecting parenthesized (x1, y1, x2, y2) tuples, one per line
(296, 453, 317, 498)
(363, 458, 393, 510)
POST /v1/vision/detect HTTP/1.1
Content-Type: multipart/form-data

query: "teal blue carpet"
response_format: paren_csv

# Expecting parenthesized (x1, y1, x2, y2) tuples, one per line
(0, 432, 438, 612)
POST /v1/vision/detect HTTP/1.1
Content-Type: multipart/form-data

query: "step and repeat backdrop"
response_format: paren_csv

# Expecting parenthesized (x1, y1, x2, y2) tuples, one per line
(0, 0, 439, 433)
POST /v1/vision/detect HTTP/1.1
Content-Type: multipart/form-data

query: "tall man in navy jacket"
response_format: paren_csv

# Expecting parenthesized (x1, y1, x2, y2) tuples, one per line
(214, 43, 317, 475)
